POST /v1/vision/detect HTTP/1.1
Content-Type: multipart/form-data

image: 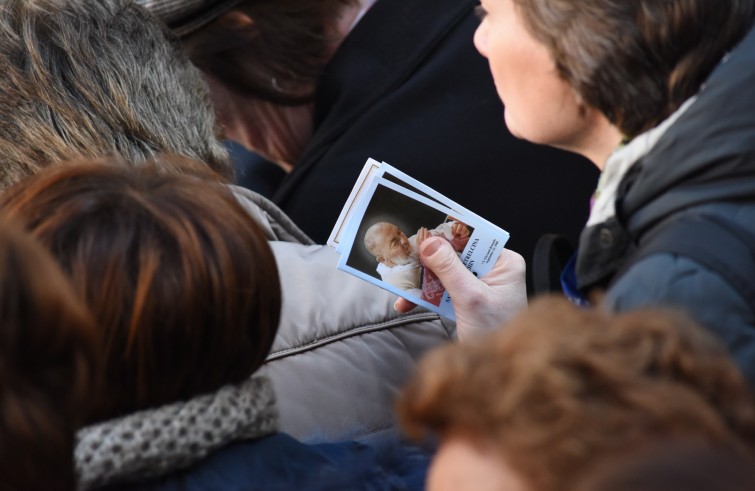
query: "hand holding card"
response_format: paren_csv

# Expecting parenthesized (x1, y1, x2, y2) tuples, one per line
(329, 159, 526, 332)
(397, 239, 527, 339)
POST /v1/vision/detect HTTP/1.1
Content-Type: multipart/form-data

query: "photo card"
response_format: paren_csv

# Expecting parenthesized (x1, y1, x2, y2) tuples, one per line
(335, 174, 509, 320)
(328, 158, 505, 251)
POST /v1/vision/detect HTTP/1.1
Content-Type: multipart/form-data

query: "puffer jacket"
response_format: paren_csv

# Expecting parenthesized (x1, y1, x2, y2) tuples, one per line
(576, 26, 755, 384)
(233, 187, 452, 442)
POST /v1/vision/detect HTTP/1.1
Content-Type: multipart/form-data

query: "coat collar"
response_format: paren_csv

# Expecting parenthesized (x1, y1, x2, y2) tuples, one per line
(575, 26, 755, 292)
(587, 97, 697, 227)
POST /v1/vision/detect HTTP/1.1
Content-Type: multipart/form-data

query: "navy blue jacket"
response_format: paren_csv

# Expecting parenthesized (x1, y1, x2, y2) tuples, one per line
(576, 26, 755, 384)
(107, 433, 429, 491)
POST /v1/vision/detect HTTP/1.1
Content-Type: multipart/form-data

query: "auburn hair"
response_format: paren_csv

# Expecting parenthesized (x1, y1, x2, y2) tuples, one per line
(399, 296, 755, 491)
(0, 159, 281, 422)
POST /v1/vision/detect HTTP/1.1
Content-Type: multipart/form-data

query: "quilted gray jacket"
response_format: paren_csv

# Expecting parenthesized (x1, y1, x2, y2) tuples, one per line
(233, 187, 452, 442)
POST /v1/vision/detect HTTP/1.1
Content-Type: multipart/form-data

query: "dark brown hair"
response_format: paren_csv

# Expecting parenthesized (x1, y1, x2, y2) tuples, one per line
(576, 441, 755, 491)
(399, 296, 755, 491)
(0, 220, 97, 491)
(0, 160, 281, 422)
(183, 0, 356, 104)
(178, 0, 357, 165)
(512, 0, 755, 137)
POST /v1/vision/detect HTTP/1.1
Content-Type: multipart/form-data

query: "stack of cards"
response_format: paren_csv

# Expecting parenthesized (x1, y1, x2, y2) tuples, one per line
(328, 159, 510, 320)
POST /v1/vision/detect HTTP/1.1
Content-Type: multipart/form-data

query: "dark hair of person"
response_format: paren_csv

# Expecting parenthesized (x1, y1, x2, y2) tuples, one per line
(511, 0, 755, 137)
(0, 160, 281, 423)
(0, 219, 98, 491)
(576, 441, 755, 491)
(0, 0, 231, 188)
(398, 296, 755, 491)
(182, 0, 357, 105)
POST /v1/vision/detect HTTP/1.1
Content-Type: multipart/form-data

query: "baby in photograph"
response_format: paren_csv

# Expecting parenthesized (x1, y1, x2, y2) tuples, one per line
(364, 220, 471, 304)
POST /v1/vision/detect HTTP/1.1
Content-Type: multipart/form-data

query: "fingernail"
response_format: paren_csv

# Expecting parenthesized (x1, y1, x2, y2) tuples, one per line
(393, 299, 402, 311)
(422, 237, 442, 257)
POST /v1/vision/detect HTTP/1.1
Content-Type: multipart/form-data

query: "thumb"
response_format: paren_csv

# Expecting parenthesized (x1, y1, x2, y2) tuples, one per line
(420, 237, 477, 296)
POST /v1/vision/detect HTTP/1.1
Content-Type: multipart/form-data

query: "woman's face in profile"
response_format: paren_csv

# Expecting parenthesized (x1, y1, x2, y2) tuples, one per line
(473, 0, 599, 153)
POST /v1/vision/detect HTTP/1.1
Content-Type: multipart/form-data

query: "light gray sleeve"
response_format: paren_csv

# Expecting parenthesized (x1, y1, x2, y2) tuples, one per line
(229, 184, 314, 244)
(264, 241, 452, 443)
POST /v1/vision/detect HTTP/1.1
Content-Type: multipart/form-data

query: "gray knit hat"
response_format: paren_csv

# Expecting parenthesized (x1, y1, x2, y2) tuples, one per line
(134, 0, 243, 37)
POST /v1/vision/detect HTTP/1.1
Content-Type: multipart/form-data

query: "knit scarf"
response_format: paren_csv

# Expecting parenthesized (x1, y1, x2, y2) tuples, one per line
(75, 375, 278, 490)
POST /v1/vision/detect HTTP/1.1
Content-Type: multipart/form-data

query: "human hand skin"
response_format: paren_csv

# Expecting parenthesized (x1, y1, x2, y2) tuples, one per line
(395, 237, 527, 341)
(416, 227, 431, 248)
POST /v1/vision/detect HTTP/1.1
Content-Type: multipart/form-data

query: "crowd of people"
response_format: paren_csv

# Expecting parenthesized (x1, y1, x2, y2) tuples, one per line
(0, 0, 752, 489)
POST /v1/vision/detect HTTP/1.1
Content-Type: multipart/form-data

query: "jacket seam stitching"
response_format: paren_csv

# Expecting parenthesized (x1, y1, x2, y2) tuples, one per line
(265, 312, 442, 362)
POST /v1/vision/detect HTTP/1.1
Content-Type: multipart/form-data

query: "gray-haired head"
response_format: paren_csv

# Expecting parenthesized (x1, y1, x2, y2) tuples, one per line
(134, 0, 243, 37)
(0, 0, 231, 188)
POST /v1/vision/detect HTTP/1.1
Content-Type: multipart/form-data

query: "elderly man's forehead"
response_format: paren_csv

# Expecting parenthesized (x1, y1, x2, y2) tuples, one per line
(378, 224, 404, 240)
